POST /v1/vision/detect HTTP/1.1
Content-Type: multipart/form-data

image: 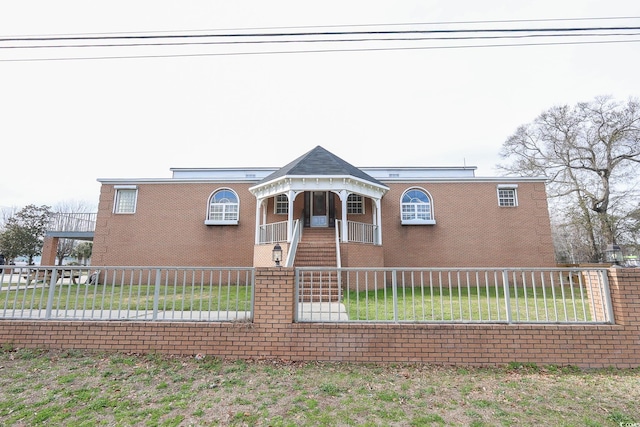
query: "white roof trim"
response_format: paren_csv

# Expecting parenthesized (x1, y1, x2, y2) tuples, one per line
(249, 175, 389, 200)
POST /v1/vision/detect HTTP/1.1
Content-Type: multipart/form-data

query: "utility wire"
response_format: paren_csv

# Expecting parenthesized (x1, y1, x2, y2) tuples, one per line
(3, 15, 639, 39)
(3, 31, 639, 50)
(2, 19, 639, 62)
(2, 37, 639, 63)
(3, 25, 640, 43)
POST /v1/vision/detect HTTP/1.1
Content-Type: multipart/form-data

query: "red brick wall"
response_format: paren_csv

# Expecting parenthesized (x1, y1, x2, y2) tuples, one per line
(92, 183, 257, 267)
(381, 181, 555, 267)
(90, 180, 555, 268)
(40, 237, 58, 265)
(2, 268, 639, 368)
(340, 243, 384, 268)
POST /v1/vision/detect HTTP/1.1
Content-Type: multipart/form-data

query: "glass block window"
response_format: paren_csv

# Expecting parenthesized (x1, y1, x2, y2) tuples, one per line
(114, 187, 137, 214)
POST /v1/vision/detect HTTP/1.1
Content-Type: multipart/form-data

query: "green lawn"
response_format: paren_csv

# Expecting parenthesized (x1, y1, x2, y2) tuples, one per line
(1, 280, 597, 323)
(344, 284, 594, 322)
(0, 283, 253, 313)
(1, 348, 638, 427)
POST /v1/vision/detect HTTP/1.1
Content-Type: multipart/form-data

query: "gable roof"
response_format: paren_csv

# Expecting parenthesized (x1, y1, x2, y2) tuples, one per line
(258, 146, 386, 187)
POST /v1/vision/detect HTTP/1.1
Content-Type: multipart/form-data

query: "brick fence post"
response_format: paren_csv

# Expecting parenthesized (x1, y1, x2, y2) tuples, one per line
(252, 267, 295, 325)
(583, 269, 609, 322)
(608, 267, 640, 326)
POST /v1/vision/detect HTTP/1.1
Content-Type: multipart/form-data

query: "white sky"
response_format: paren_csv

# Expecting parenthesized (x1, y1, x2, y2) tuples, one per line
(1, 0, 639, 210)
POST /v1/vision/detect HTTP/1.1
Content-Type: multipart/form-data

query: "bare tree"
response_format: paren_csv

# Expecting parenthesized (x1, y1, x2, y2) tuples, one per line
(55, 238, 75, 266)
(51, 200, 97, 265)
(499, 96, 640, 261)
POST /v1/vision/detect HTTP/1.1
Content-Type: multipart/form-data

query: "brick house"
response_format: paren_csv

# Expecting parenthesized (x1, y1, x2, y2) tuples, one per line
(89, 146, 555, 268)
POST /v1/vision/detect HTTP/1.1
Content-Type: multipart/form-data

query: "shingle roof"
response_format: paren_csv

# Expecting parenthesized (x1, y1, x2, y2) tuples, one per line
(258, 146, 386, 187)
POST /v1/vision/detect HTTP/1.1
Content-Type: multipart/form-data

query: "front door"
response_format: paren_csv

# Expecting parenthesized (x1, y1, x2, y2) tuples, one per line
(304, 192, 335, 227)
(311, 191, 328, 227)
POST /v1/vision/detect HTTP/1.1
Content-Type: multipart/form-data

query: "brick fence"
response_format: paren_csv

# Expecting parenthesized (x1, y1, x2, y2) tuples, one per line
(1, 267, 639, 368)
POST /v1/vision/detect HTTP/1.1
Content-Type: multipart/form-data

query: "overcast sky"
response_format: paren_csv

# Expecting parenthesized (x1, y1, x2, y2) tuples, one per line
(1, 0, 639, 211)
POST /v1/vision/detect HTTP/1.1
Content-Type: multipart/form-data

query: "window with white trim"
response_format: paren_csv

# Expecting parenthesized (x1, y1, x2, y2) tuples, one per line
(205, 189, 239, 225)
(347, 194, 364, 214)
(275, 194, 288, 214)
(497, 185, 518, 207)
(401, 188, 435, 225)
(114, 186, 138, 214)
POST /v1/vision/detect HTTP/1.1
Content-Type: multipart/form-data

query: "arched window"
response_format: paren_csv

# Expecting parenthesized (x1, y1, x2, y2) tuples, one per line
(205, 188, 239, 225)
(401, 188, 435, 225)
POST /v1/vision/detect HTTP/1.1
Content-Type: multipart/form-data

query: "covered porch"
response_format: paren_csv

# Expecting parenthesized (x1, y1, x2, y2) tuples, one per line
(248, 147, 389, 267)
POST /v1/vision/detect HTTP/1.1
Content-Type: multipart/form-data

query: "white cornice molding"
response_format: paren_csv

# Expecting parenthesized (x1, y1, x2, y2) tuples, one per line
(249, 175, 389, 199)
(98, 175, 547, 187)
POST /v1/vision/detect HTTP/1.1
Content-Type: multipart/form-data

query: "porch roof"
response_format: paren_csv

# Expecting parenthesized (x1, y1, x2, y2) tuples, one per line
(249, 146, 389, 199)
(256, 146, 386, 187)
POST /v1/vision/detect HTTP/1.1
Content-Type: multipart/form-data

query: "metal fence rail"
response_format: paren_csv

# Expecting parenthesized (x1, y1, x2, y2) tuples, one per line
(295, 267, 614, 324)
(0, 266, 254, 322)
(48, 212, 97, 232)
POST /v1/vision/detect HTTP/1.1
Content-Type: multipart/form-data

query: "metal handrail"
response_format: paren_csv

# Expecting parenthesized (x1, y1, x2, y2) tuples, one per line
(284, 219, 301, 267)
(48, 213, 97, 232)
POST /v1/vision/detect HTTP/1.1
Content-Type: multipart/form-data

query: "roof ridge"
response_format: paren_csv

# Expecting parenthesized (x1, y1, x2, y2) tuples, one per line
(257, 146, 385, 187)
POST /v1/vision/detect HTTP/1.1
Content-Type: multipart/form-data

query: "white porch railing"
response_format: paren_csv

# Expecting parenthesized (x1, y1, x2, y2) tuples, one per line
(284, 220, 302, 267)
(334, 222, 342, 268)
(346, 220, 378, 244)
(258, 220, 288, 244)
(259, 220, 378, 245)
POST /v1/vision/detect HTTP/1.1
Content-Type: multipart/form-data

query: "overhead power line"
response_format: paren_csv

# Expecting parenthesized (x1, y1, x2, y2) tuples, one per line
(3, 38, 639, 63)
(1, 18, 640, 62)
(3, 31, 639, 51)
(3, 25, 640, 43)
(3, 15, 639, 38)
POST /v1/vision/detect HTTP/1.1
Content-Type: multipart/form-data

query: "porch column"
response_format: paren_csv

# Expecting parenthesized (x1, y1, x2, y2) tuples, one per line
(254, 197, 263, 244)
(287, 190, 295, 241)
(340, 190, 348, 242)
(375, 198, 383, 245)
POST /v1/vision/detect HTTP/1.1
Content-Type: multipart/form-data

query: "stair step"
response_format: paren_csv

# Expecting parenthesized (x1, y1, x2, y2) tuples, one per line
(294, 227, 338, 267)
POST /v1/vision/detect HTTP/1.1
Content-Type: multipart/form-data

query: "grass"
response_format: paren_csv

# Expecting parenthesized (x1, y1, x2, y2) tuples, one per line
(0, 347, 638, 426)
(0, 281, 596, 323)
(344, 284, 594, 322)
(0, 283, 253, 312)
(1, 278, 597, 323)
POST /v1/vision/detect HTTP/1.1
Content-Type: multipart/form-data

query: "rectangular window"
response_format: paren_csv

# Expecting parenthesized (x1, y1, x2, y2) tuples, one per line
(114, 187, 138, 214)
(347, 194, 364, 214)
(275, 194, 288, 215)
(497, 187, 517, 207)
(402, 204, 431, 221)
(209, 204, 238, 221)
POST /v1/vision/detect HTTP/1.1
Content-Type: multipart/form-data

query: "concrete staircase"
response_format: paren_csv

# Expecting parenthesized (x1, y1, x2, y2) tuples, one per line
(295, 227, 341, 302)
